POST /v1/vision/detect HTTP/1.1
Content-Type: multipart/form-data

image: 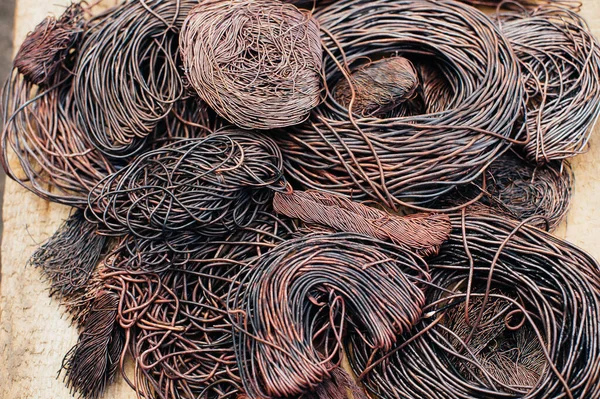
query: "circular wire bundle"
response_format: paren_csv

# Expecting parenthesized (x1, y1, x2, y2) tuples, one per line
(74, 0, 198, 158)
(441, 152, 573, 231)
(229, 232, 429, 399)
(13, 2, 85, 86)
(87, 129, 286, 239)
(104, 212, 298, 399)
(348, 209, 600, 399)
(479, 153, 573, 231)
(180, 0, 322, 130)
(1, 64, 115, 207)
(275, 0, 526, 210)
(497, 3, 600, 163)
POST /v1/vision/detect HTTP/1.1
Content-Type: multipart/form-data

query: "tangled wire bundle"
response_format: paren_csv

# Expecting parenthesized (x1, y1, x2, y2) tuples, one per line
(87, 130, 285, 239)
(497, 3, 600, 163)
(62, 290, 124, 399)
(348, 210, 600, 399)
(273, 189, 451, 255)
(28, 210, 108, 325)
(229, 233, 429, 399)
(13, 3, 84, 86)
(481, 153, 572, 231)
(75, 0, 198, 157)
(180, 0, 322, 130)
(275, 0, 525, 210)
(105, 212, 298, 399)
(2, 34, 115, 206)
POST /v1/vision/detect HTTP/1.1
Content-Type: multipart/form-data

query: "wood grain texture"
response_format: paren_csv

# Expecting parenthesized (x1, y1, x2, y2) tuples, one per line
(1, 0, 600, 398)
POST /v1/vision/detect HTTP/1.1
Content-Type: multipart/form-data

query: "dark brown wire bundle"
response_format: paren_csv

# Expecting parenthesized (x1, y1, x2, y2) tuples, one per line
(480, 153, 572, 231)
(2, 38, 115, 207)
(13, 2, 85, 86)
(229, 233, 429, 399)
(440, 151, 574, 231)
(497, 3, 600, 163)
(74, 0, 198, 158)
(347, 209, 600, 399)
(105, 212, 298, 399)
(87, 129, 286, 239)
(28, 209, 109, 326)
(459, 0, 581, 10)
(62, 290, 125, 399)
(331, 56, 419, 118)
(180, 0, 322, 130)
(273, 189, 451, 255)
(150, 95, 214, 146)
(274, 0, 526, 210)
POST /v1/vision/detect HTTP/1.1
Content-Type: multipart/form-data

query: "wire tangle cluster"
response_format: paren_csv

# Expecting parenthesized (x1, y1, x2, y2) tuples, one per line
(275, 0, 526, 211)
(74, 0, 198, 157)
(497, 2, 600, 163)
(105, 212, 298, 399)
(229, 233, 429, 399)
(180, 0, 322, 130)
(28, 210, 108, 326)
(13, 2, 85, 86)
(87, 130, 286, 239)
(348, 209, 600, 399)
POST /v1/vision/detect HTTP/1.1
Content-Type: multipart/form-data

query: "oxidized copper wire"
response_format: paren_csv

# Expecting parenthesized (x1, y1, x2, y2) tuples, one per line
(497, 2, 600, 163)
(348, 209, 600, 399)
(275, 0, 526, 211)
(28, 210, 109, 325)
(74, 0, 198, 157)
(273, 189, 451, 256)
(86, 129, 286, 239)
(180, 0, 322, 130)
(229, 232, 429, 399)
(13, 3, 85, 86)
(105, 212, 299, 399)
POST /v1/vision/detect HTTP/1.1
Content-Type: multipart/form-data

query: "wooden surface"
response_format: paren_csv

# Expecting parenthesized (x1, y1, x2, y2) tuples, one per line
(1, 0, 600, 398)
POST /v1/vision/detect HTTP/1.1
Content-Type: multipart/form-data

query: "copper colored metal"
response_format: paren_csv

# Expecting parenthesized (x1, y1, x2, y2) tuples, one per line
(273, 189, 450, 256)
(13, 3, 84, 86)
(180, 0, 322, 130)
(348, 209, 600, 399)
(86, 129, 286, 240)
(275, 0, 526, 211)
(229, 233, 429, 399)
(332, 57, 419, 118)
(497, 3, 600, 163)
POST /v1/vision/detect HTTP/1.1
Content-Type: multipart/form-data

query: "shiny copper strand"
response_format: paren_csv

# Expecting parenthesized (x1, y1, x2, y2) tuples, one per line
(229, 233, 429, 399)
(497, 3, 600, 163)
(86, 129, 286, 239)
(74, 0, 199, 157)
(28, 210, 108, 325)
(275, 0, 526, 211)
(348, 209, 600, 399)
(105, 212, 299, 399)
(13, 3, 84, 86)
(273, 189, 451, 256)
(180, 0, 322, 130)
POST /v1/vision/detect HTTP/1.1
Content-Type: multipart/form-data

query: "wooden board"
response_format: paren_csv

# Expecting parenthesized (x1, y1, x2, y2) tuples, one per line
(1, 0, 599, 397)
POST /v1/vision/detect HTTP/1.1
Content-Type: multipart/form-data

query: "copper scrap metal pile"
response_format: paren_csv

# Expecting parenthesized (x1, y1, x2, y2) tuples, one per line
(2, 0, 600, 398)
